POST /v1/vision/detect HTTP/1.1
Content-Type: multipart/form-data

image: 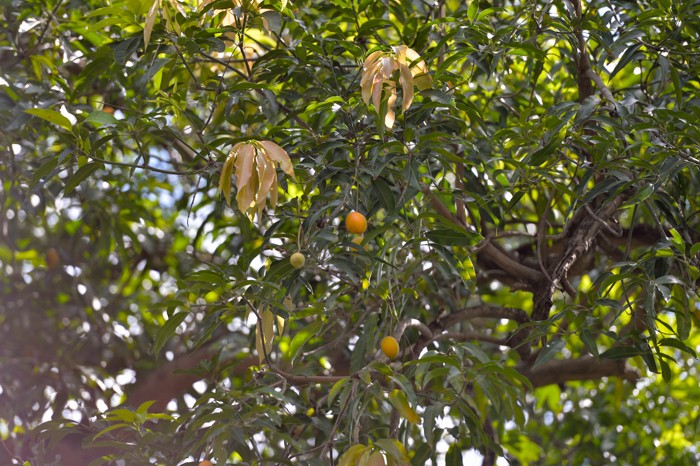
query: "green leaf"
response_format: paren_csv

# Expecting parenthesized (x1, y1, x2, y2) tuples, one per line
(467, 0, 479, 22)
(25, 108, 73, 131)
(153, 311, 189, 355)
(288, 320, 323, 364)
(84, 111, 119, 127)
(526, 132, 564, 167)
(532, 339, 565, 369)
(658, 338, 697, 358)
(426, 228, 480, 246)
(659, 358, 671, 382)
(599, 346, 642, 359)
(30, 157, 60, 188)
(64, 162, 104, 194)
(609, 43, 644, 80)
(327, 377, 351, 407)
(445, 445, 462, 466)
(92, 423, 131, 441)
(580, 329, 599, 356)
(574, 95, 600, 126)
(622, 183, 655, 208)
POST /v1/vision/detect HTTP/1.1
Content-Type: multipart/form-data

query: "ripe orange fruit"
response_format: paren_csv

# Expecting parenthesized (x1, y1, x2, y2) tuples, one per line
(346, 211, 367, 234)
(198, 461, 214, 466)
(290, 252, 306, 269)
(380, 336, 399, 360)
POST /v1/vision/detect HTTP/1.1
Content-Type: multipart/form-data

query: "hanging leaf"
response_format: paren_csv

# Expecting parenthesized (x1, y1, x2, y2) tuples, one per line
(218, 153, 235, 206)
(144, 0, 161, 50)
(255, 307, 276, 365)
(388, 389, 422, 424)
(338, 444, 369, 466)
(360, 45, 432, 129)
(219, 141, 295, 220)
(532, 339, 565, 369)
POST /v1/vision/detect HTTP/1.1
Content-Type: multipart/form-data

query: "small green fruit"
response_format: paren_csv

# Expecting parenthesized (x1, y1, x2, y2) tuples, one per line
(290, 252, 306, 269)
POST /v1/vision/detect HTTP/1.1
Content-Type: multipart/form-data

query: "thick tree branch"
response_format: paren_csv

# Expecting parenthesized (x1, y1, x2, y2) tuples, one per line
(412, 305, 529, 357)
(531, 193, 630, 321)
(126, 346, 238, 411)
(520, 356, 639, 388)
(436, 305, 530, 329)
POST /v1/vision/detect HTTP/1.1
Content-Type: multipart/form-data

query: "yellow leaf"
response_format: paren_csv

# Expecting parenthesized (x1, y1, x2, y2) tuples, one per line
(385, 82, 397, 128)
(255, 308, 275, 365)
(360, 46, 431, 131)
(398, 64, 414, 111)
(371, 73, 384, 111)
(338, 444, 369, 466)
(361, 54, 383, 107)
(413, 73, 433, 91)
(224, 141, 295, 218)
(362, 50, 384, 70)
(360, 71, 375, 106)
(260, 141, 295, 179)
(234, 143, 256, 190)
(388, 389, 421, 425)
(401, 46, 420, 66)
(276, 314, 285, 336)
(144, 0, 161, 50)
(254, 149, 272, 213)
(218, 153, 236, 206)
(234, 144, 257, 213)
(238, 181, 256, 215)
(199, 0, 216, 10)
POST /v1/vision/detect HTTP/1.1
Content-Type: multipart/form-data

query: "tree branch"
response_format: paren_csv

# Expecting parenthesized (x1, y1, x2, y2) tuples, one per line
(426, 191, 541, 283)
(531, 193, 630, 321)
(436, 305, 530, 329)
(583, 69, 615, 104)
(520, 356, 639, 388)
(268, 367, 344, 385)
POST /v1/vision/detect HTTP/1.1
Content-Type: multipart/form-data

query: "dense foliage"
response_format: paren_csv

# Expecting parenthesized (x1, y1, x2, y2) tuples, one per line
(1, 0, 700, 464)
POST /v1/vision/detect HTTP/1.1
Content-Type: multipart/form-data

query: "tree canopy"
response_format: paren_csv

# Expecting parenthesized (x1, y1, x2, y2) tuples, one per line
(1, 0, 700, 464)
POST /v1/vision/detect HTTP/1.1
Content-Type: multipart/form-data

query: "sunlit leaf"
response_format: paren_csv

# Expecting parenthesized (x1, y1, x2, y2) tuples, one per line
(144, 0, 161, 50)
(25, 108, 73, 131)
(388, 389, 421, 424)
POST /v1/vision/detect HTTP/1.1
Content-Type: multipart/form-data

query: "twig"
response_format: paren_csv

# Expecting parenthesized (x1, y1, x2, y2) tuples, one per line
(86, 155, 205, 176)
(584, 69, 616, 104)
(584, 204, 623, 237)
(268, 367, 344, 385)
(520, 356, 639, 388)
(394, 318, 433, 340)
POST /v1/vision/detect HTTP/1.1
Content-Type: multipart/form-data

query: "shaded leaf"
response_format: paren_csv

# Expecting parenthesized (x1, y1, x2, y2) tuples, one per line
(532, 339, 565, 369)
